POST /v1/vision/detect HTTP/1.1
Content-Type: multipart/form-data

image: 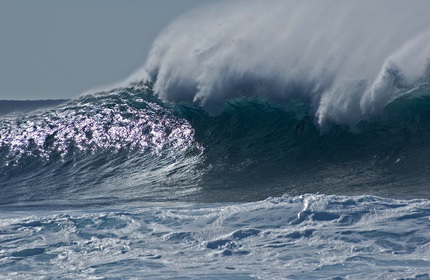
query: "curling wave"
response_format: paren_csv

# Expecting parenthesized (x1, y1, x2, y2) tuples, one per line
(1, 83, 430, 206)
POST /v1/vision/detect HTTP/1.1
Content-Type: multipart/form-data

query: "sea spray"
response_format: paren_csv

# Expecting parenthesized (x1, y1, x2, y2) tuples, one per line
(131, 0, 430, 128)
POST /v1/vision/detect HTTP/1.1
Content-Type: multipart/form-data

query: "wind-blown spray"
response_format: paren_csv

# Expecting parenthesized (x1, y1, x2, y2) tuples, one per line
(131, 0, 430, 128)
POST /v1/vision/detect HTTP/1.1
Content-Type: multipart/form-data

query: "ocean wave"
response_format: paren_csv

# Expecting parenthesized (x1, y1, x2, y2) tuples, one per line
(1, 83, 430, 205)
(3, 2, 430, 278)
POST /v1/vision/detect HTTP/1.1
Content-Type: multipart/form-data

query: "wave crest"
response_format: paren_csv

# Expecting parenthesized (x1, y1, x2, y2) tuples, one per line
(131, 0, 430, 128)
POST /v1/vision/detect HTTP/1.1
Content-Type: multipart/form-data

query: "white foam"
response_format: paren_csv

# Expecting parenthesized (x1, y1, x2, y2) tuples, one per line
(1, 194, 429, 279)
(130, 0, 430, 128)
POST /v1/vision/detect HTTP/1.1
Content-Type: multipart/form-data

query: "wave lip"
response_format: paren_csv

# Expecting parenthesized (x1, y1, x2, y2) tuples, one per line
(134, 0, 430, 128)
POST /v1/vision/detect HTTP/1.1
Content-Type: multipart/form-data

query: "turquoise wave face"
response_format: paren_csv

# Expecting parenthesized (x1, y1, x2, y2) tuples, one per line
(1, 84, 430, 206)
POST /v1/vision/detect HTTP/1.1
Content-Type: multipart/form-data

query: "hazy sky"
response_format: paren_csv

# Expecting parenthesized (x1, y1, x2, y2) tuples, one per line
(0, 0, 222, 100)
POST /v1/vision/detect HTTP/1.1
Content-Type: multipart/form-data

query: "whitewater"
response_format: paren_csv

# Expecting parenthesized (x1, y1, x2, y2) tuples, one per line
(1, 0, 430, 279)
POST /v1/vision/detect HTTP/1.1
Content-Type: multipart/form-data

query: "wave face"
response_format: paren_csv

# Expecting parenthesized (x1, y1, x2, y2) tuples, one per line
(1, 83, 430, 206)
(135, 0, 430, 128)
(0, 87, 203, 206)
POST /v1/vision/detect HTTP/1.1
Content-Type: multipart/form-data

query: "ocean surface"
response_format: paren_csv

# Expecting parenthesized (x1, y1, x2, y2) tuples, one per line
(1, 0, 430, 279)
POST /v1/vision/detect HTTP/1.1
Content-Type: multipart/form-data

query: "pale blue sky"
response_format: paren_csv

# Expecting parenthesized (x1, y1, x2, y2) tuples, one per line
(0, 0, 222, 100)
